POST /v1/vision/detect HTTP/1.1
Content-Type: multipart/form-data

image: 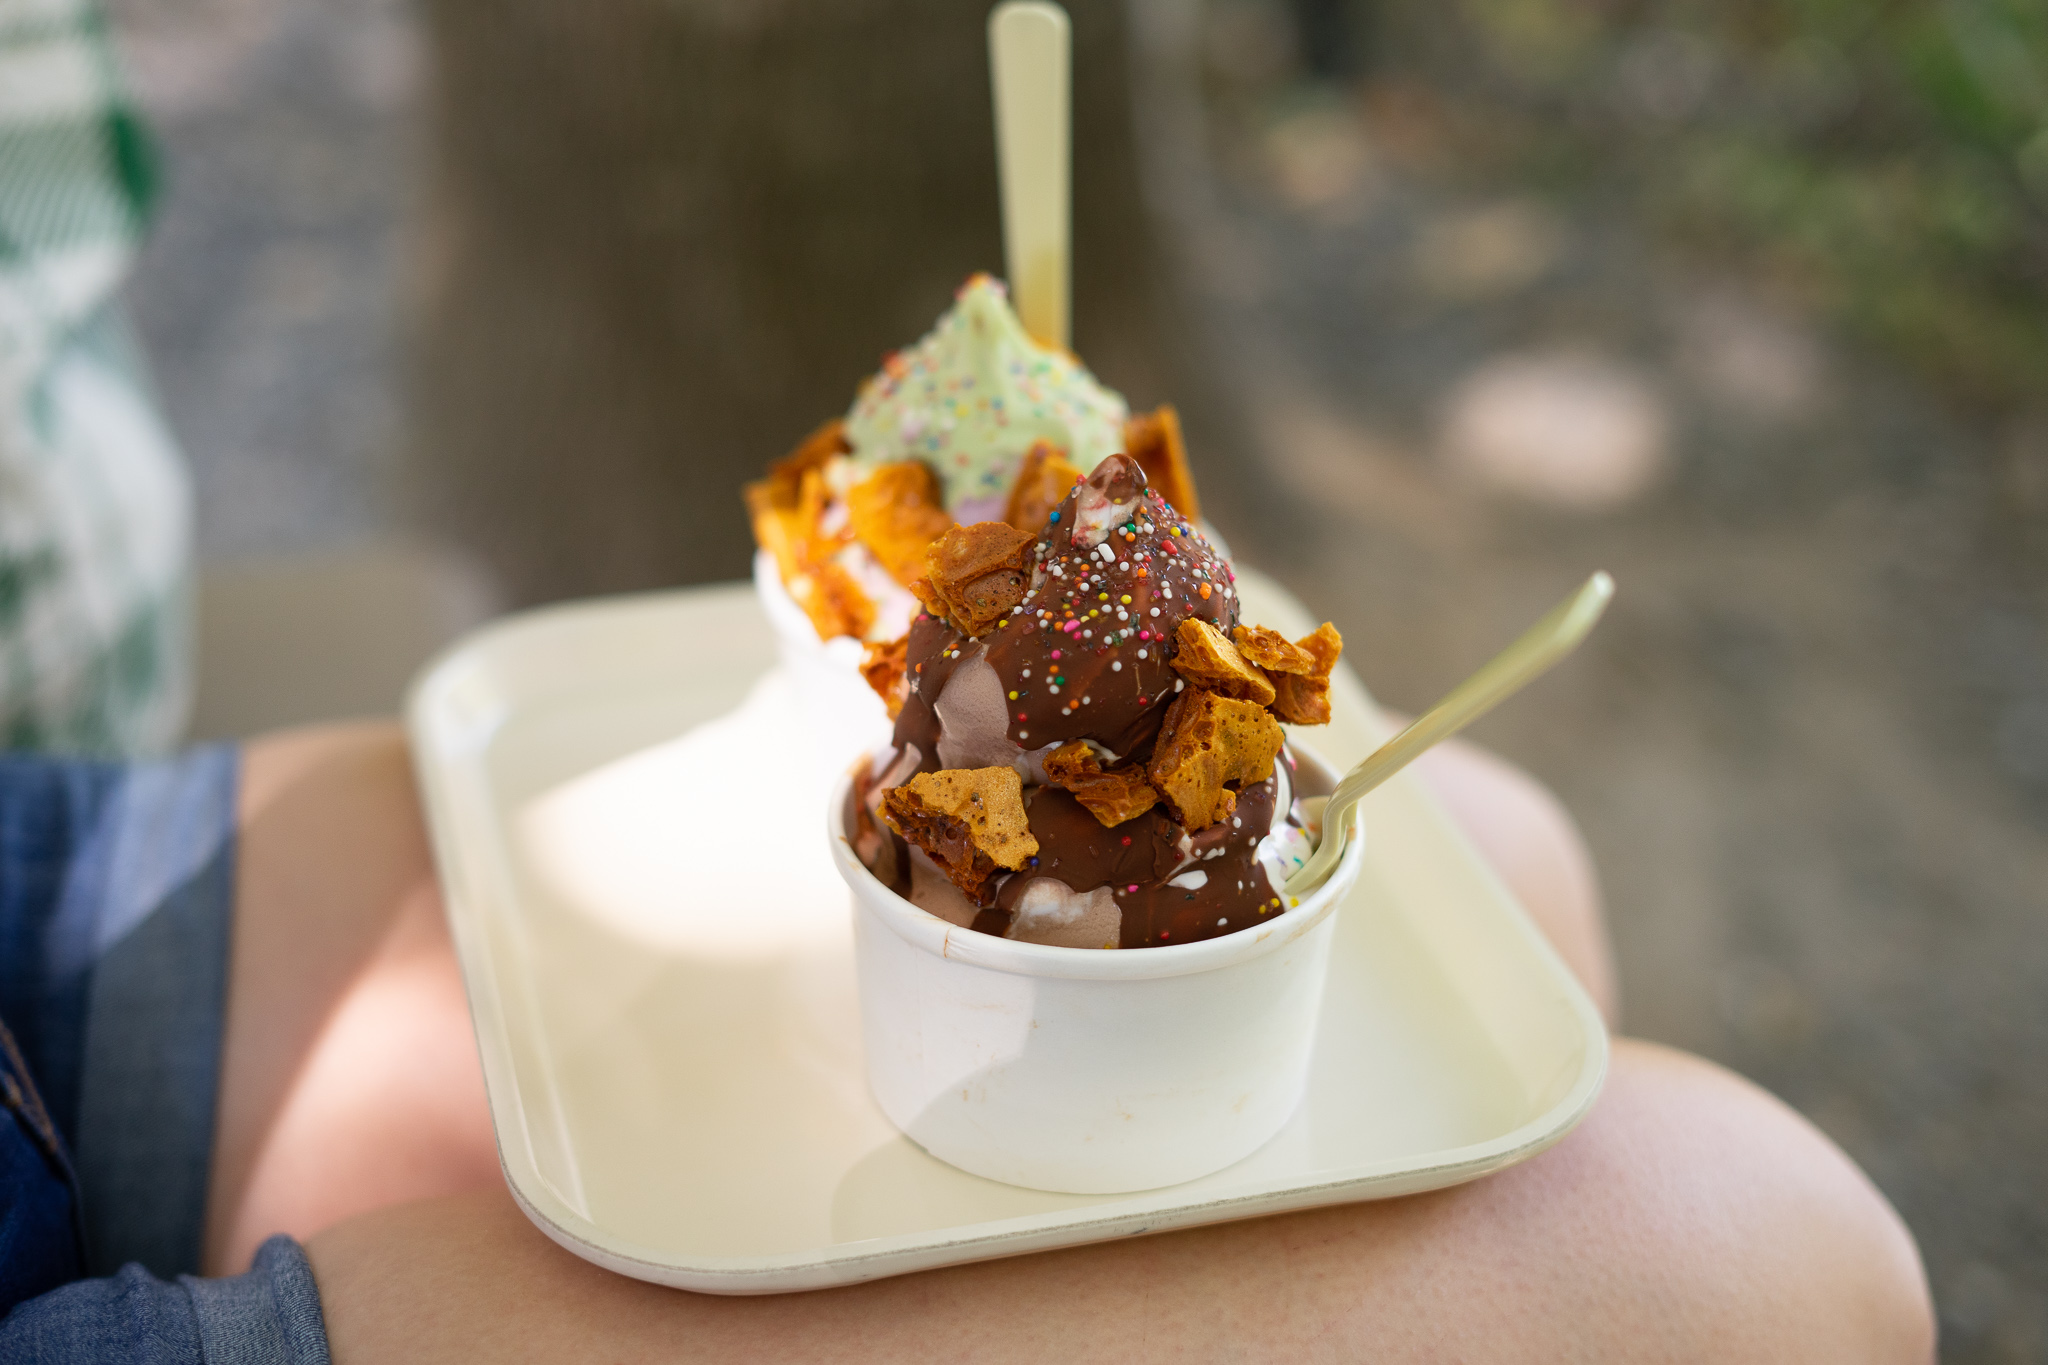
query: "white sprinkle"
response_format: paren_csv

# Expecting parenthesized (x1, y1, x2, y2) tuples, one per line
(1050, 685, 1060, 693)
(1083, 696, 1092, 705)
(1022, 669, 1031, 677)
(1232, 817, 1242, 828)
(1019, 731, 1029, 739)
(1112, 661, 1122, 671)
(1083, 630, 1092, 638)
(1150, 607, 1160, 616)
(1119, 562, 1129, 571)
(1137, 649, 1148, 659)
(1175, 679, 1185, 692)
(1218, 918, 1227, 926)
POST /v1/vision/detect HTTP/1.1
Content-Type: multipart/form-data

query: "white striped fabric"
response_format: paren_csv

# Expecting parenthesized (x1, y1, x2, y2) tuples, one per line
(0, 0, 191, 753)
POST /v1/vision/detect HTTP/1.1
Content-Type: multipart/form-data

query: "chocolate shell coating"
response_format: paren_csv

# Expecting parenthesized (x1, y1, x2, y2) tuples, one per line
(878, 455, 1286, 949)
(889, 454, 1244, 766)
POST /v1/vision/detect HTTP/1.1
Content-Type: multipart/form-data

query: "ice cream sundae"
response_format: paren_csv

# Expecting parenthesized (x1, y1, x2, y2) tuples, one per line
(845, 453, 1342, 950)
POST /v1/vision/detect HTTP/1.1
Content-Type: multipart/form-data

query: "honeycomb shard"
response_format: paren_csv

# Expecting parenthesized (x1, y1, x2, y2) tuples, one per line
(847, 460, 955, 588)
(1145, 689, 1286, 830)
(1171, 619, 1277, 705)
(1268, 622, 1343, 726)
(921, 521, 1038, 635)
(1231, 624, 1315, 675)
(860, 636, 909, 718)
(1042, 741, 1161, 827)
(881, 766, 1039, 905)
(1123, 405, 1200, 522)
(1003, 439, 1084, 534)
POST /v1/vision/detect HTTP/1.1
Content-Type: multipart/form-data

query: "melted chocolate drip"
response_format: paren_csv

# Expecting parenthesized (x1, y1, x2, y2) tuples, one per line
(1110, 779, 1283, 947)
(984, 454, 1240, 757)
(997, 788, 1183, 906)
(889, 610, 964, 779)
(984, 779, 1288, 948)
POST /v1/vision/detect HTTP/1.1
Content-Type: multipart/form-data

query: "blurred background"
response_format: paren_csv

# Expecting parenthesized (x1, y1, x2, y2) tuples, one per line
(103, 0, 2045, 1356)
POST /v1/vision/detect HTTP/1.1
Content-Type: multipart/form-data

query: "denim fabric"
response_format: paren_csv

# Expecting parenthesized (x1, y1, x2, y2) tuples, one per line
(0, 746, 236, 1279)
(0, 1019, 85, 1316)
(70, 750, 239, 1277)
(0, 747, 339, 1364)
(0, 1235, 331, 1365)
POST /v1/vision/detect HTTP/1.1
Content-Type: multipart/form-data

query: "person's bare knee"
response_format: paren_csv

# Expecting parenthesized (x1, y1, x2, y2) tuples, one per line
(1407, 733, 1618, 1025)
(1192, 1038, 1931, 1363)
(1482, 1039, 1933, 1362)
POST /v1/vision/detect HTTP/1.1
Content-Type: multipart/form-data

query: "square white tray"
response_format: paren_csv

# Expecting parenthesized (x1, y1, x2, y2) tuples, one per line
(406, 571, 1607, 1294)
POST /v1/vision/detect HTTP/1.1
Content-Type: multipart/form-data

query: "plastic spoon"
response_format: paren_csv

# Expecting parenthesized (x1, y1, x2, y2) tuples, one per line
(1284, 572, 1616, 898)
(989, 1, 1071, 349)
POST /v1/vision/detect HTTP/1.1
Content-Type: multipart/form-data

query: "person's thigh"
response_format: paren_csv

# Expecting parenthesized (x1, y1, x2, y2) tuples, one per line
(305, 1039, 1932, 1364)
(203, 723, 500, 1275)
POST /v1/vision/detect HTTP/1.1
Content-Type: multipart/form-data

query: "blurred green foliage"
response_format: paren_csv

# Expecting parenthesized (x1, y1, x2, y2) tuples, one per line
(1384, 0, 2048, 409)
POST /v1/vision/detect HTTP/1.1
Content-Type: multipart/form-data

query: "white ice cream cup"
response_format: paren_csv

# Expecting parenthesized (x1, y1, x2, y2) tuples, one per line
(754, 550, 894, 777)
(827, 746, 1367, 1194)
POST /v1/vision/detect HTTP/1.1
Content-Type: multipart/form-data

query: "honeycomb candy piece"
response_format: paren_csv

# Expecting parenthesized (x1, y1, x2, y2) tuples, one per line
(881, 767, 1039, 905)
(1294, 621, 1343, 672)
(745, 422, 845, 575)
(1123, 405, 1200, 522)
(921, 521, 1037, 635)
(795, 558, 876, 643)
(908, 575, 945, 619)
(860, 636, 909, 719)
(744, 419, 874, 640)
(748, 418, 848, 517)
(744, 460, 829, 589)
(1042, 741, 1161, 827)
(1231, 624, 1315, 675)
(755, 468, 871, 640)
(1004, 439, 1084, 534)
(1268, 622, 1342, 726)
(1171, 619, 1276, 705)
(847, 460, 955, 588)
(1145, 689, 1285, 830)
(1040, 741, 1096, 785)
(1270, 676, 1332, 726)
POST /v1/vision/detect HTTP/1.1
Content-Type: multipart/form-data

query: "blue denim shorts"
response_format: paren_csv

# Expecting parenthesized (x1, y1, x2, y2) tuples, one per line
(0, 746, 328, 1363)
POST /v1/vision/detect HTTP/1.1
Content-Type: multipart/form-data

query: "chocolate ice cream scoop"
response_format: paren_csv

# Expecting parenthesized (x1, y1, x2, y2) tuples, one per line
(893, 454, 1243, 770)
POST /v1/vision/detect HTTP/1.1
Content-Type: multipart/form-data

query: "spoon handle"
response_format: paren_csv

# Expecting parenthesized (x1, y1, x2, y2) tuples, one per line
(989, 2, 1071, 349)
(1284, 572, 1615, 897)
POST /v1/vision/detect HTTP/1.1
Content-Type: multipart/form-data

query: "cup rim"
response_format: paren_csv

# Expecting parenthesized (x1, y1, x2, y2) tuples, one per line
(827, 740, 1366, 982)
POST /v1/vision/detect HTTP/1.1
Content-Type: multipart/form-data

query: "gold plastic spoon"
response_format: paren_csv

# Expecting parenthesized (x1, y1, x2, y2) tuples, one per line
(1283, 572, 1615, 898)
(989, 1, 1071, 349)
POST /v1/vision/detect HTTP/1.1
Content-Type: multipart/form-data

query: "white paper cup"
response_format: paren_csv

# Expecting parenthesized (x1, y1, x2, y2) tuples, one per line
(827, 747, 1367, 1194)
(753, 550, 893, 778)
